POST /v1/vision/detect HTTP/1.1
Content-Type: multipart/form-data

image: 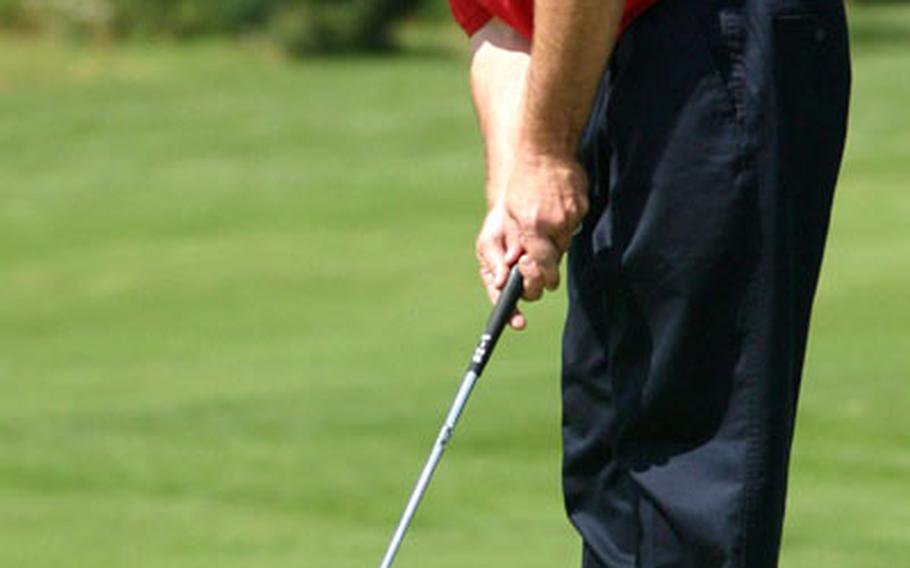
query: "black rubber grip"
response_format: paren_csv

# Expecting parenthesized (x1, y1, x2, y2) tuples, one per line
(467, 265, 524, 377)
(485, 265, 524, 339)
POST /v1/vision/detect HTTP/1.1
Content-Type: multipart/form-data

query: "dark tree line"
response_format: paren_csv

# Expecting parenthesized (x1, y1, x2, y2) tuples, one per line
(0, 0, 428, 54)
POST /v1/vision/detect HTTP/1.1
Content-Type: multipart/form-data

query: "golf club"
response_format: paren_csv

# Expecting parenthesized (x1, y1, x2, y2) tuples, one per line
(379, 265, 524, 568)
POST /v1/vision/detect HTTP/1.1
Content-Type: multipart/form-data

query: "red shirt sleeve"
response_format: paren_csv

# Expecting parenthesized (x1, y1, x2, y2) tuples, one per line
(621, 0, 661, 31)
(448, 0, 493, 38)
(449, 0, 662, 42)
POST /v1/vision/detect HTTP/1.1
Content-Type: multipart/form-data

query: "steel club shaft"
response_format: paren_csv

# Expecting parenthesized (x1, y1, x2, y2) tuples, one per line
(379, 266, 524, 568)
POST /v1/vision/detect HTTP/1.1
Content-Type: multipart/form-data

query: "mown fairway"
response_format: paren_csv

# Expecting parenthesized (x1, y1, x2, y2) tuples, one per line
(1, 7, 908, 567)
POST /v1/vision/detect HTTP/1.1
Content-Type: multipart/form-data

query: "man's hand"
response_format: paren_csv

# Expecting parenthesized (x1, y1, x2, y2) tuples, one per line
(469, 19, 532, 328)
(506, 150, 588, 301)
(501, 0, 623, 303)
(475, 151, 587, 326)
(468, 0, 621, 324)
(476, 203, 526, 329)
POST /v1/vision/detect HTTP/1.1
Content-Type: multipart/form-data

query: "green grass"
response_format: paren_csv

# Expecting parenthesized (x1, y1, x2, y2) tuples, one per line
(780, 6, 910, 565)
(1, 6, 908, 567)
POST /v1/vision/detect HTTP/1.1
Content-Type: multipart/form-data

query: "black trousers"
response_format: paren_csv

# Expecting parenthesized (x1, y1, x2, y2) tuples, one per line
(562, 0, 851, 566)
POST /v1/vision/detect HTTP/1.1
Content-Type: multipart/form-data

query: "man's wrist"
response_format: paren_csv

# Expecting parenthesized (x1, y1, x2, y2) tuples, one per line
(515, 117, 580, 164)
(512, 139, 580, 176)
(486, 188, 507, 210)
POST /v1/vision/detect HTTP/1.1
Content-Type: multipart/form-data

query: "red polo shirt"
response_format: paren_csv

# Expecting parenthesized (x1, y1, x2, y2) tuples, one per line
(449, 0, 661, 40)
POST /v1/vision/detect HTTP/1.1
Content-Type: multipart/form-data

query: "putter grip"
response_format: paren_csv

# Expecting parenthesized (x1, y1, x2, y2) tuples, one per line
(484, 265, 524, 343)
(465, 265, 523, 377)
(487, 264, 524, 341)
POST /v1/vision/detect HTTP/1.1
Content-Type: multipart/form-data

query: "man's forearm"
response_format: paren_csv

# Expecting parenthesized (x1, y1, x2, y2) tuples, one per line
(520, 0, 625, 158)
(469, 2, 626, 303)
(469, 20, 531, 207)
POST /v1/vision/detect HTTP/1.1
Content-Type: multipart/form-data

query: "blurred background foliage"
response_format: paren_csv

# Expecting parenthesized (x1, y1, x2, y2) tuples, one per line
(4, 0, 908, 55)
(0, 0, 448, 54)
(1, 0, 908, 55)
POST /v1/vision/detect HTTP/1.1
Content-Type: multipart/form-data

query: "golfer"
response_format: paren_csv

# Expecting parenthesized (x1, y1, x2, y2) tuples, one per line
(449, 0, 851, 565)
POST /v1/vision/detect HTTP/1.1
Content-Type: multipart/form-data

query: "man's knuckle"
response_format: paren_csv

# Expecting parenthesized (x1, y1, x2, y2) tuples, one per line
(578, 195, 590, 215)
(521, 213, 541, 233)
(565, 198, 586, 224)
(549, 272, 561, 290)
(566, 206, 581, 224)
(538, 209, 559, 229)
